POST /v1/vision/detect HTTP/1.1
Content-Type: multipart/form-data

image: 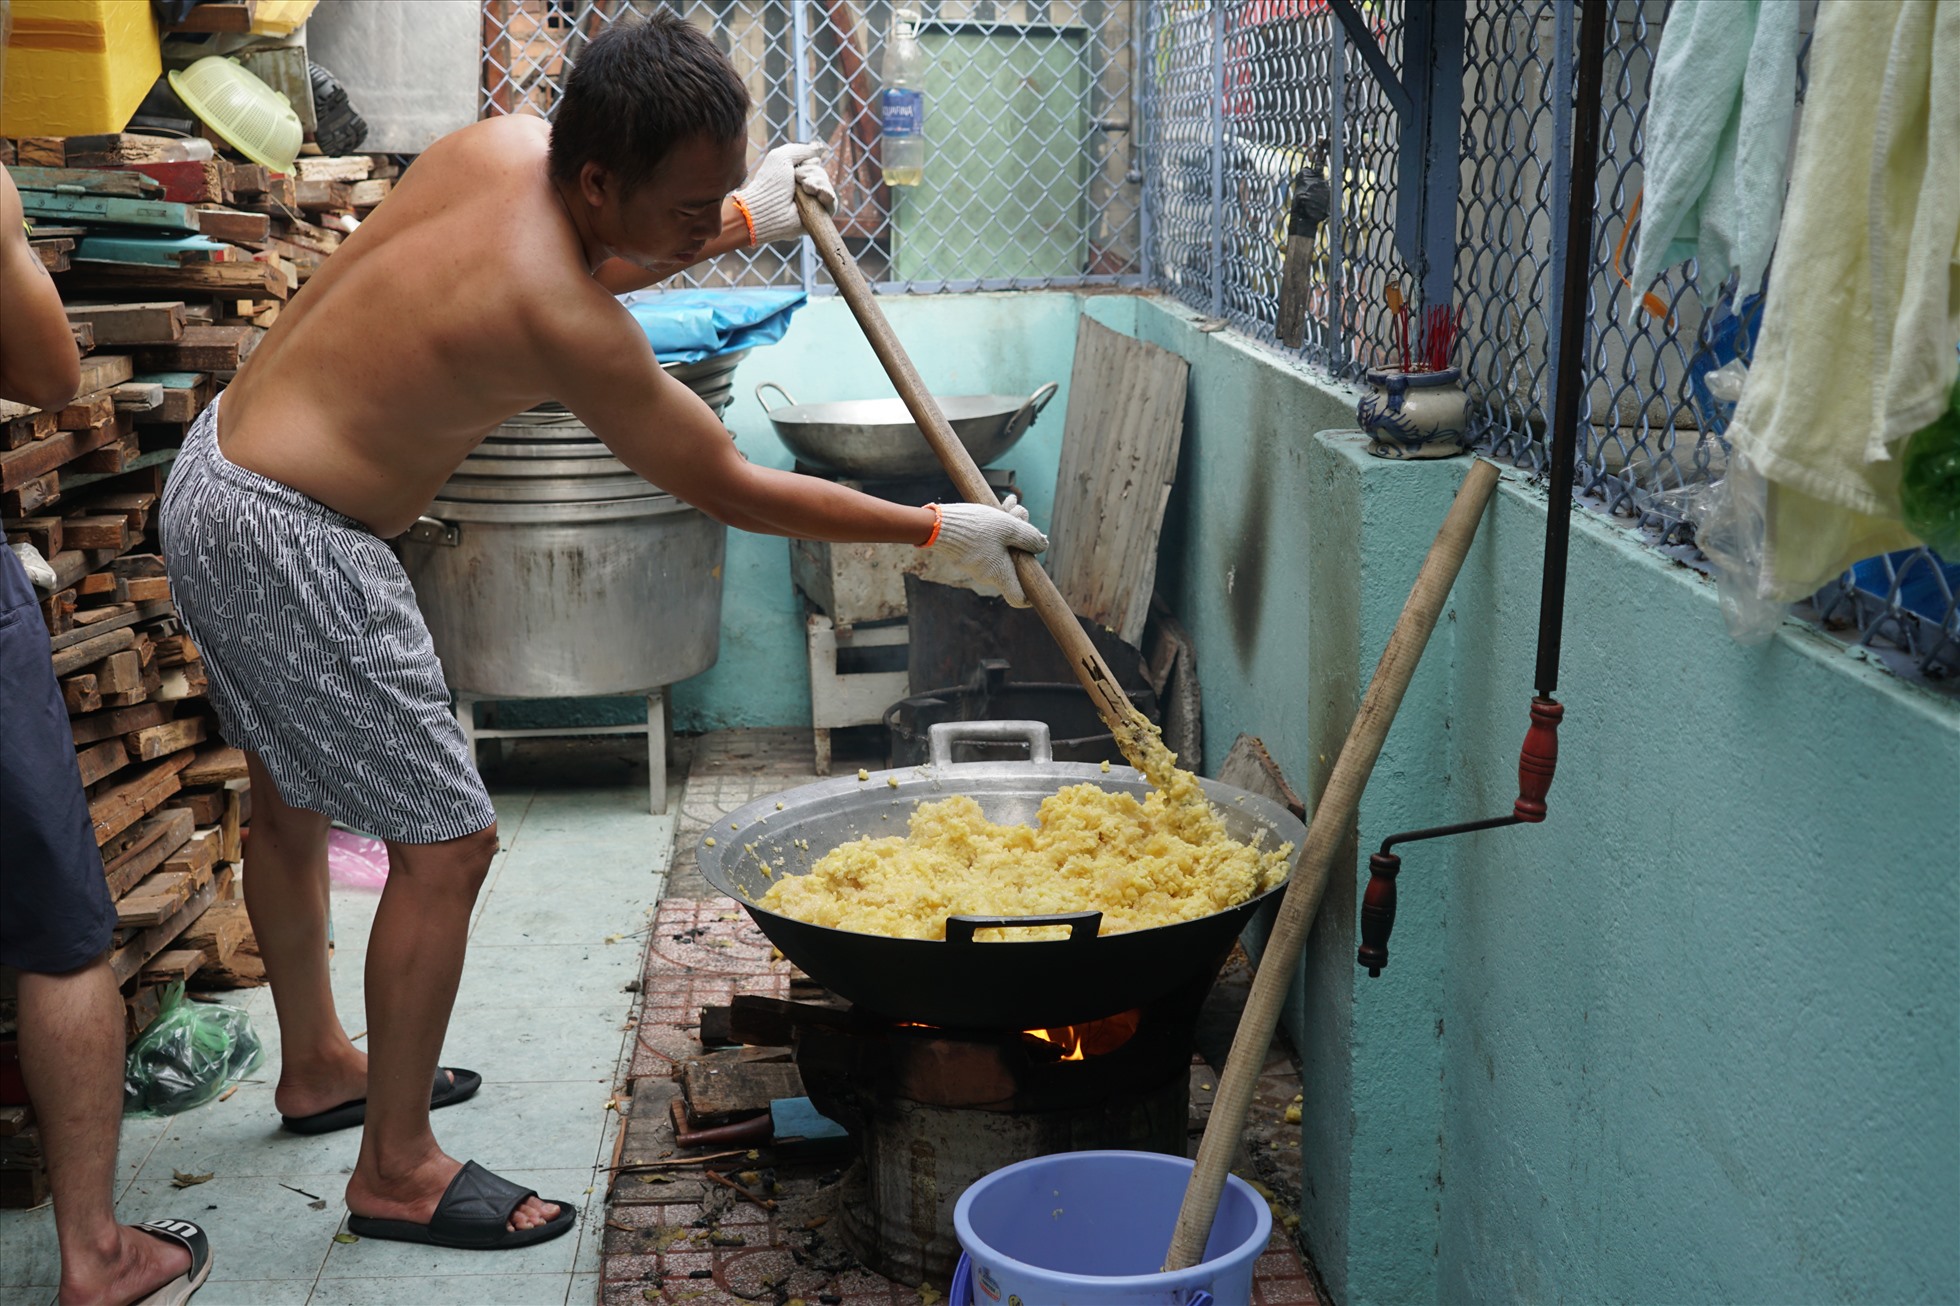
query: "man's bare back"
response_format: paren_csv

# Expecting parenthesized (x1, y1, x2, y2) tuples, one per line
(218, 116, 734, 538)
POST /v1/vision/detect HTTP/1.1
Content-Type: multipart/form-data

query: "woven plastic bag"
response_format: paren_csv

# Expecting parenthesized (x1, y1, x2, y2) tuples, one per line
(123, 983, 264, 1115)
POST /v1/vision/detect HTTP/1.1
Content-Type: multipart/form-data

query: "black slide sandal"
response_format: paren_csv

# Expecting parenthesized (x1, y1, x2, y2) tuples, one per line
(280, 1066, 482, 1135)
(130, 1219, 213, 1306)
(345, 1160, 577, 1250)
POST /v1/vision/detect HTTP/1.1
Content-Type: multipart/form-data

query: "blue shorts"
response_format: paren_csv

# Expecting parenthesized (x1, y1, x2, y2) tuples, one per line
(0, 548, 116, 974)
(158, 397, 496, 845)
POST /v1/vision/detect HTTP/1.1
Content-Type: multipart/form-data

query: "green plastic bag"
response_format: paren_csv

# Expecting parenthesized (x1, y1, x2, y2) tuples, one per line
(123, 982, 264, 1115)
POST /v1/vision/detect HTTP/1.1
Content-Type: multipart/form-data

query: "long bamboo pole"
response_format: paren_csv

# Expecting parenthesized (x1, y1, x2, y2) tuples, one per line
(1162, 457, 1502, 1269)
(794, 189, 1142, 753)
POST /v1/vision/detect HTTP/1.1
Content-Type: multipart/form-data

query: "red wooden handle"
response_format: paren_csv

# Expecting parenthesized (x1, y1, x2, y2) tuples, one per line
(1512, 695, 1563, 822)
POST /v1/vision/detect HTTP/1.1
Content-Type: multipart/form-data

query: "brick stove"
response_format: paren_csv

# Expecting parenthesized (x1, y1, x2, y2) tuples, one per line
(726, 975, 1214, 1285)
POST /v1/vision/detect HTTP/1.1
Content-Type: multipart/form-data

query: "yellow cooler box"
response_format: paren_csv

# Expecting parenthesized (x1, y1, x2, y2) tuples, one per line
(1, 0, 161, 138)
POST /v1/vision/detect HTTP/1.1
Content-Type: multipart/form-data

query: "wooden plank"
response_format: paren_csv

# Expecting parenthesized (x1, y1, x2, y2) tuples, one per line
(126, 576, 171, 602)
(60, 514, 129, 551)
(18, 191, 202, 232)
(88, 752, 196, 847)
(75, 738, 131, 788)
(181, 745, 248, 788)
(4, 410, 57, 448)
(680, 1051, 806, 1127)
(348, 179, 392, 209)
(49, 627, 135, 678)
(1046, 317, 1190, 647)
(73, 700, 172, 747)
(102, 809, 195, 900)
(295, 179, 353, 213)
(166, 787, 227, 825)
(60, 259, 289, 300)
(65, 302, 186, 346)
(134, 324, 263, 372)
(7, 167, 163, 197)
(152, 633, 198, 665)
(56, 393, 114, 430)
(188, 900, 262, 988)
(296, 156, 373, 182)
(78, 356, 135, 396)
(220, 781, 247, 863)
(8, 516, 60, 554)
(129, 716, 208, 761)
(163, 830, 219, 878)
(48, 594, 161, 652)
(110, 868, 228, 985)
(36, 240, 74, 273)
(104, 161, 226, 205)
(0, 1105, 33, 1138)
(15, 137, 65, 167)
(112, 382, 165, 412)
(131, 372, 213, 424)
(73, 430, 140, 476)
(179, 898, 247, 966)
(1, 421, 118, 492)
(192, 208, 271, 245)
(95, 650, 143, 694)
(139, 949, 209, 985)
(62, 675, 102, 713)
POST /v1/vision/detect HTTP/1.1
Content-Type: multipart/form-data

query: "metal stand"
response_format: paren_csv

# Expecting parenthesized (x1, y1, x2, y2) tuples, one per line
(454, 688, 670, 815)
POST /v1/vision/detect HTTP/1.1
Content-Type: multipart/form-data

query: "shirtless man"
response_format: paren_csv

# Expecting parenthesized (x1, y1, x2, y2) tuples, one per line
(157, 15, 1045, 1251)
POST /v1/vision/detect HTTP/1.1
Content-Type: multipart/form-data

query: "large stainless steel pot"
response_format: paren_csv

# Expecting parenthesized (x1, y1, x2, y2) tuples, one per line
(757, 381, 1057, 479)
(401, 495, 724, 699)
(696, 722, 1306, 1028)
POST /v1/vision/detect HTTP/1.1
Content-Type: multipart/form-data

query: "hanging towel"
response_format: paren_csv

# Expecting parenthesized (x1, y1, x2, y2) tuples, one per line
(1724, 0, 1960, 599)
(1629, 0, 1801, 301)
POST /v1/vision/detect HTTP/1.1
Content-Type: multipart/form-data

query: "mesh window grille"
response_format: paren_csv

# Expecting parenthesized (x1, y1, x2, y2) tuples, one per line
(1138, 0, 1956, 686)
(480, 0, 1146, 292)
(476, 0, 1956, 685)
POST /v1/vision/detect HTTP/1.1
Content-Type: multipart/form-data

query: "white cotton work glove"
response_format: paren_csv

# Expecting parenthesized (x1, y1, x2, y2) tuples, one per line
(730, 141, 839, 245)
(925, 495, 1050, 608)
(10, 542, 56, 592)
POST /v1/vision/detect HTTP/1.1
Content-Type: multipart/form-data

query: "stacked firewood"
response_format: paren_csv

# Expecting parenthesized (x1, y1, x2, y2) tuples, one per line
(0, 133, 401, 1209)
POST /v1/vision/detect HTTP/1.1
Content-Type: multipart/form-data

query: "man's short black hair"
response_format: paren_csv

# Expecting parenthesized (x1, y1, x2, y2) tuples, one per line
(548, 11, 751, 195)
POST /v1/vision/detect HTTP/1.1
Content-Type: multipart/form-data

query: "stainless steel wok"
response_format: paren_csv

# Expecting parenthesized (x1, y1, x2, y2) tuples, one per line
(694, 722, 1305, 1029)
(756, 381, 1057, 479)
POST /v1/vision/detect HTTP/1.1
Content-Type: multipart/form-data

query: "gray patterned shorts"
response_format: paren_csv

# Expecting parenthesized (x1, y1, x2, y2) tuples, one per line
(159, 397, 496, 844)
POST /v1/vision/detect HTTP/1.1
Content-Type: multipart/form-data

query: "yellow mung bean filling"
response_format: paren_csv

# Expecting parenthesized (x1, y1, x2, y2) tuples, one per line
(758, 714, 1291, 941)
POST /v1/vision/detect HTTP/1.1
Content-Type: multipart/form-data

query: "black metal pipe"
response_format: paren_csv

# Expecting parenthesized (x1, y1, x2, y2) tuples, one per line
(1536, 0, 1610, 698)
(1358, 0, 1610, 976)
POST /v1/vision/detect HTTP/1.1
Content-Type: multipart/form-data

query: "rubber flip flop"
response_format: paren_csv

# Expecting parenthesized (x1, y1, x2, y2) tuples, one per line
(345, 1160, 577, 1250)
(279, 1066, 482, 1135)
(130, 1219, 213, 1306)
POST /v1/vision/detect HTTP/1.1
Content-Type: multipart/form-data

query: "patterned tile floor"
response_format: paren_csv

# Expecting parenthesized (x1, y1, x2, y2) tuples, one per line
(606, 729, 1323, 1306)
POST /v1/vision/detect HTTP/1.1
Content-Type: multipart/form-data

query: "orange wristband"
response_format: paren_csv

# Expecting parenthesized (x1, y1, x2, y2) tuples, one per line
(921, 503, 943, 547)
(730, 194, 758, 247)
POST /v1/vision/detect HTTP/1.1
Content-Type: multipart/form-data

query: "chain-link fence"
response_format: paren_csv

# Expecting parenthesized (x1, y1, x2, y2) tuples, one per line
(1140, 0, 1957, 685)
(481, 0, 1144, 290)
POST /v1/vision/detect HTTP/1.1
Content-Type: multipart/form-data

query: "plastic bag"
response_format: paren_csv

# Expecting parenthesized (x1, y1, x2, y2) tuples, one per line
(328, 827, 390, 890)
(124, 983, 264, 1115)
(1656, 440, 1789, 645)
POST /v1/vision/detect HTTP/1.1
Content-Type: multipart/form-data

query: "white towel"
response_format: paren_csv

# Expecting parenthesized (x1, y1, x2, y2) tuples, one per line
(1630, 0, 1801, 299)
(1724, 0, 1960, 599)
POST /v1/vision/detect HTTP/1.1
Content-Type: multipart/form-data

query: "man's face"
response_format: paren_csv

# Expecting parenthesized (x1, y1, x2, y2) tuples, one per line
(586, 133, 748, 271)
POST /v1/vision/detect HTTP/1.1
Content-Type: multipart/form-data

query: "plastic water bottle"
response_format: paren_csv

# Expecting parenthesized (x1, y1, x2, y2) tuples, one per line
(1900, 376, 1960, 560)
(880, 7, 925, 187)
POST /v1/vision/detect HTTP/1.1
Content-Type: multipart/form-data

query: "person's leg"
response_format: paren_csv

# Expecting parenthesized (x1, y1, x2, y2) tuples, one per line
(240, 750, 373, 1119)
(341, 826, 557, 1230)
(15, 957, 189, 1305)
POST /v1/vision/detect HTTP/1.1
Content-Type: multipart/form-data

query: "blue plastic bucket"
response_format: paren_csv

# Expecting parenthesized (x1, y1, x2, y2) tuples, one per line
(952, 1150, 1271, 1306)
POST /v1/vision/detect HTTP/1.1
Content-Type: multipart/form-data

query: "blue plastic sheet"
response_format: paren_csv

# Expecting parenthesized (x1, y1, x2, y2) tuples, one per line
(619, 288, 806, 365)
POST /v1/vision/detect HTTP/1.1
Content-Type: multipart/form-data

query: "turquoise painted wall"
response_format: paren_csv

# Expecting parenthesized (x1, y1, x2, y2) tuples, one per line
(493, 292, 1082, 734)
(1101, 293, 1960, 1304)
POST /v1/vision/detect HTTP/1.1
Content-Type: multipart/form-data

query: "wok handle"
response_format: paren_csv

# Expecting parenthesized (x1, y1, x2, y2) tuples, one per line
(928, 720, 1053, 767)
(945, 911, 1102, 944)
(1004, 380, 1061, 442)
(754, 381, 797, 414)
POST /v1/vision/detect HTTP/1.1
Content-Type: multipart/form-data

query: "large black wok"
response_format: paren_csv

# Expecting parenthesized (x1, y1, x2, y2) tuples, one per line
(695, 722, 1305, 1029)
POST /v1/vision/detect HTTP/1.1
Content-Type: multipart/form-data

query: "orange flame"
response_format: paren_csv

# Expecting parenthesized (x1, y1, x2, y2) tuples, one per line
(1021, 1010, 1142, 1061)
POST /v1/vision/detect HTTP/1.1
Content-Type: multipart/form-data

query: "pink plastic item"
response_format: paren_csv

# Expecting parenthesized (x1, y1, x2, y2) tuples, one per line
(327, 829, 390, 890)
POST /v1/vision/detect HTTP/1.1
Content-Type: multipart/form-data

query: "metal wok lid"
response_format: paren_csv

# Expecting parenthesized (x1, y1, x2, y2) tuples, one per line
(695, 722, 1304, 1028)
